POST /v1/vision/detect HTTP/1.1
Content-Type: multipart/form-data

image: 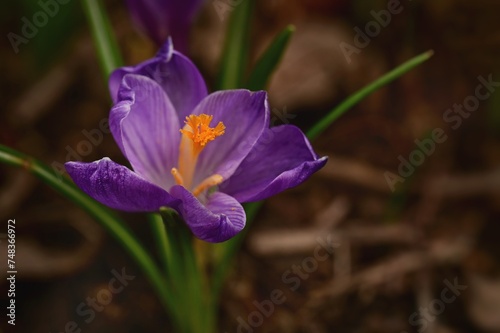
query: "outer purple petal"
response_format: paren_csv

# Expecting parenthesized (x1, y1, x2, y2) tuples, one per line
(193, 90, 269, 184)
(65, 158, 179, 212)
(110, 74, 180, 190)
(108, 100, 129, 157)
(109, 38, 208, 121)
(219, 125, 328, 202)
(126, 0, 204, 52)
(170, 186, 245, 243)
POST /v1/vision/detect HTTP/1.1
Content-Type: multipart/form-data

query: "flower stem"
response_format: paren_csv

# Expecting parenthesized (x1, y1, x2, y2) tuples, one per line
(210, 201, 261, 302)
(149, 213, 172, 275)
(0, 145, 176, 317)
(159, 208, 209, 333)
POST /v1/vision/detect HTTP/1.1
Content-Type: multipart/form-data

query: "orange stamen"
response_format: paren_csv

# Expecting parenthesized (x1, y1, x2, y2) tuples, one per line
(192, 174, 224, 197)
(174, 114, 226, 192)
(171, 168, 184, 186)
(180, 114, 225, 155)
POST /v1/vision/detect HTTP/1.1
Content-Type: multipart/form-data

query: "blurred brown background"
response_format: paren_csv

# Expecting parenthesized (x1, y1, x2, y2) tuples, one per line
(1, 0, 500, 332)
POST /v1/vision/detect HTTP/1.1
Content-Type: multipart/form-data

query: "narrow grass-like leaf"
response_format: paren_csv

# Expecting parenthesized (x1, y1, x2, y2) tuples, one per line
(0, 145, 175, 315)
(246, 25, 295, 91)
(217, 0, 254, 90)
(82, 0, 123, 79)
(306, 50, 434, 140)
(211, 50, 434, 299)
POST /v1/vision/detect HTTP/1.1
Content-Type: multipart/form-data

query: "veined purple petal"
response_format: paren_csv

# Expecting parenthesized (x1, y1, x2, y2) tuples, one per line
(109, 39, 208, 121)
(193, 90, 269, 185)
(111, 74, 180, 190)
(109, 100, 129, 158)
(219, 125, 328, 202)
(170, 186, 245, 243)
(125, 0, 204, 52)
(65, 158, 179, 212)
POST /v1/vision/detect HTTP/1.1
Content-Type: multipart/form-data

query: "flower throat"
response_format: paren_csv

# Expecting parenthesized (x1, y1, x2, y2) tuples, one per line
(171, 114, 225, 196)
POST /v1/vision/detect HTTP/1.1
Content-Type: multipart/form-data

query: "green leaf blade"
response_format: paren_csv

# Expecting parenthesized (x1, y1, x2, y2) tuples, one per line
(306, 50, 434, 140)
(82, 0, 123, 79)
(216, 1, 254, 90)
(246, 25, 295, 91)
(0, 145, 175, 316)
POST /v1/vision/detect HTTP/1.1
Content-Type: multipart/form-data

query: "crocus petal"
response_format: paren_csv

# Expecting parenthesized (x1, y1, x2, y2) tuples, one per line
(110, 74, 180, 190)
(109, 38, 208, 120)
(65, 158, 179, 212)
(193, 90, 269, 184)
(170, 186, 245, 243)
(108, 100, 129, 157)
(219, 125, 328, 202)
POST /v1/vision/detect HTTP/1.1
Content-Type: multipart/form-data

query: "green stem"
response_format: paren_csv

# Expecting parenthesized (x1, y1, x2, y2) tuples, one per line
(150, 211, 188, 332)
(81, 0, 123, 78)
(210, 201, 262, 302)
(306, 50, 434, 140)
(159, 208, 207, 333)
(149, 213, 172, 275)
(217, 0, 254, 90)
(0, 145, 175, 315)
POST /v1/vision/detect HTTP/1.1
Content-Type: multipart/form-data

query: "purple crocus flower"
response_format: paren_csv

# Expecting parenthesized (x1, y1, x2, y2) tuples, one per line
(65, 39, 327, 243)
(126, 0, 204, 53)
